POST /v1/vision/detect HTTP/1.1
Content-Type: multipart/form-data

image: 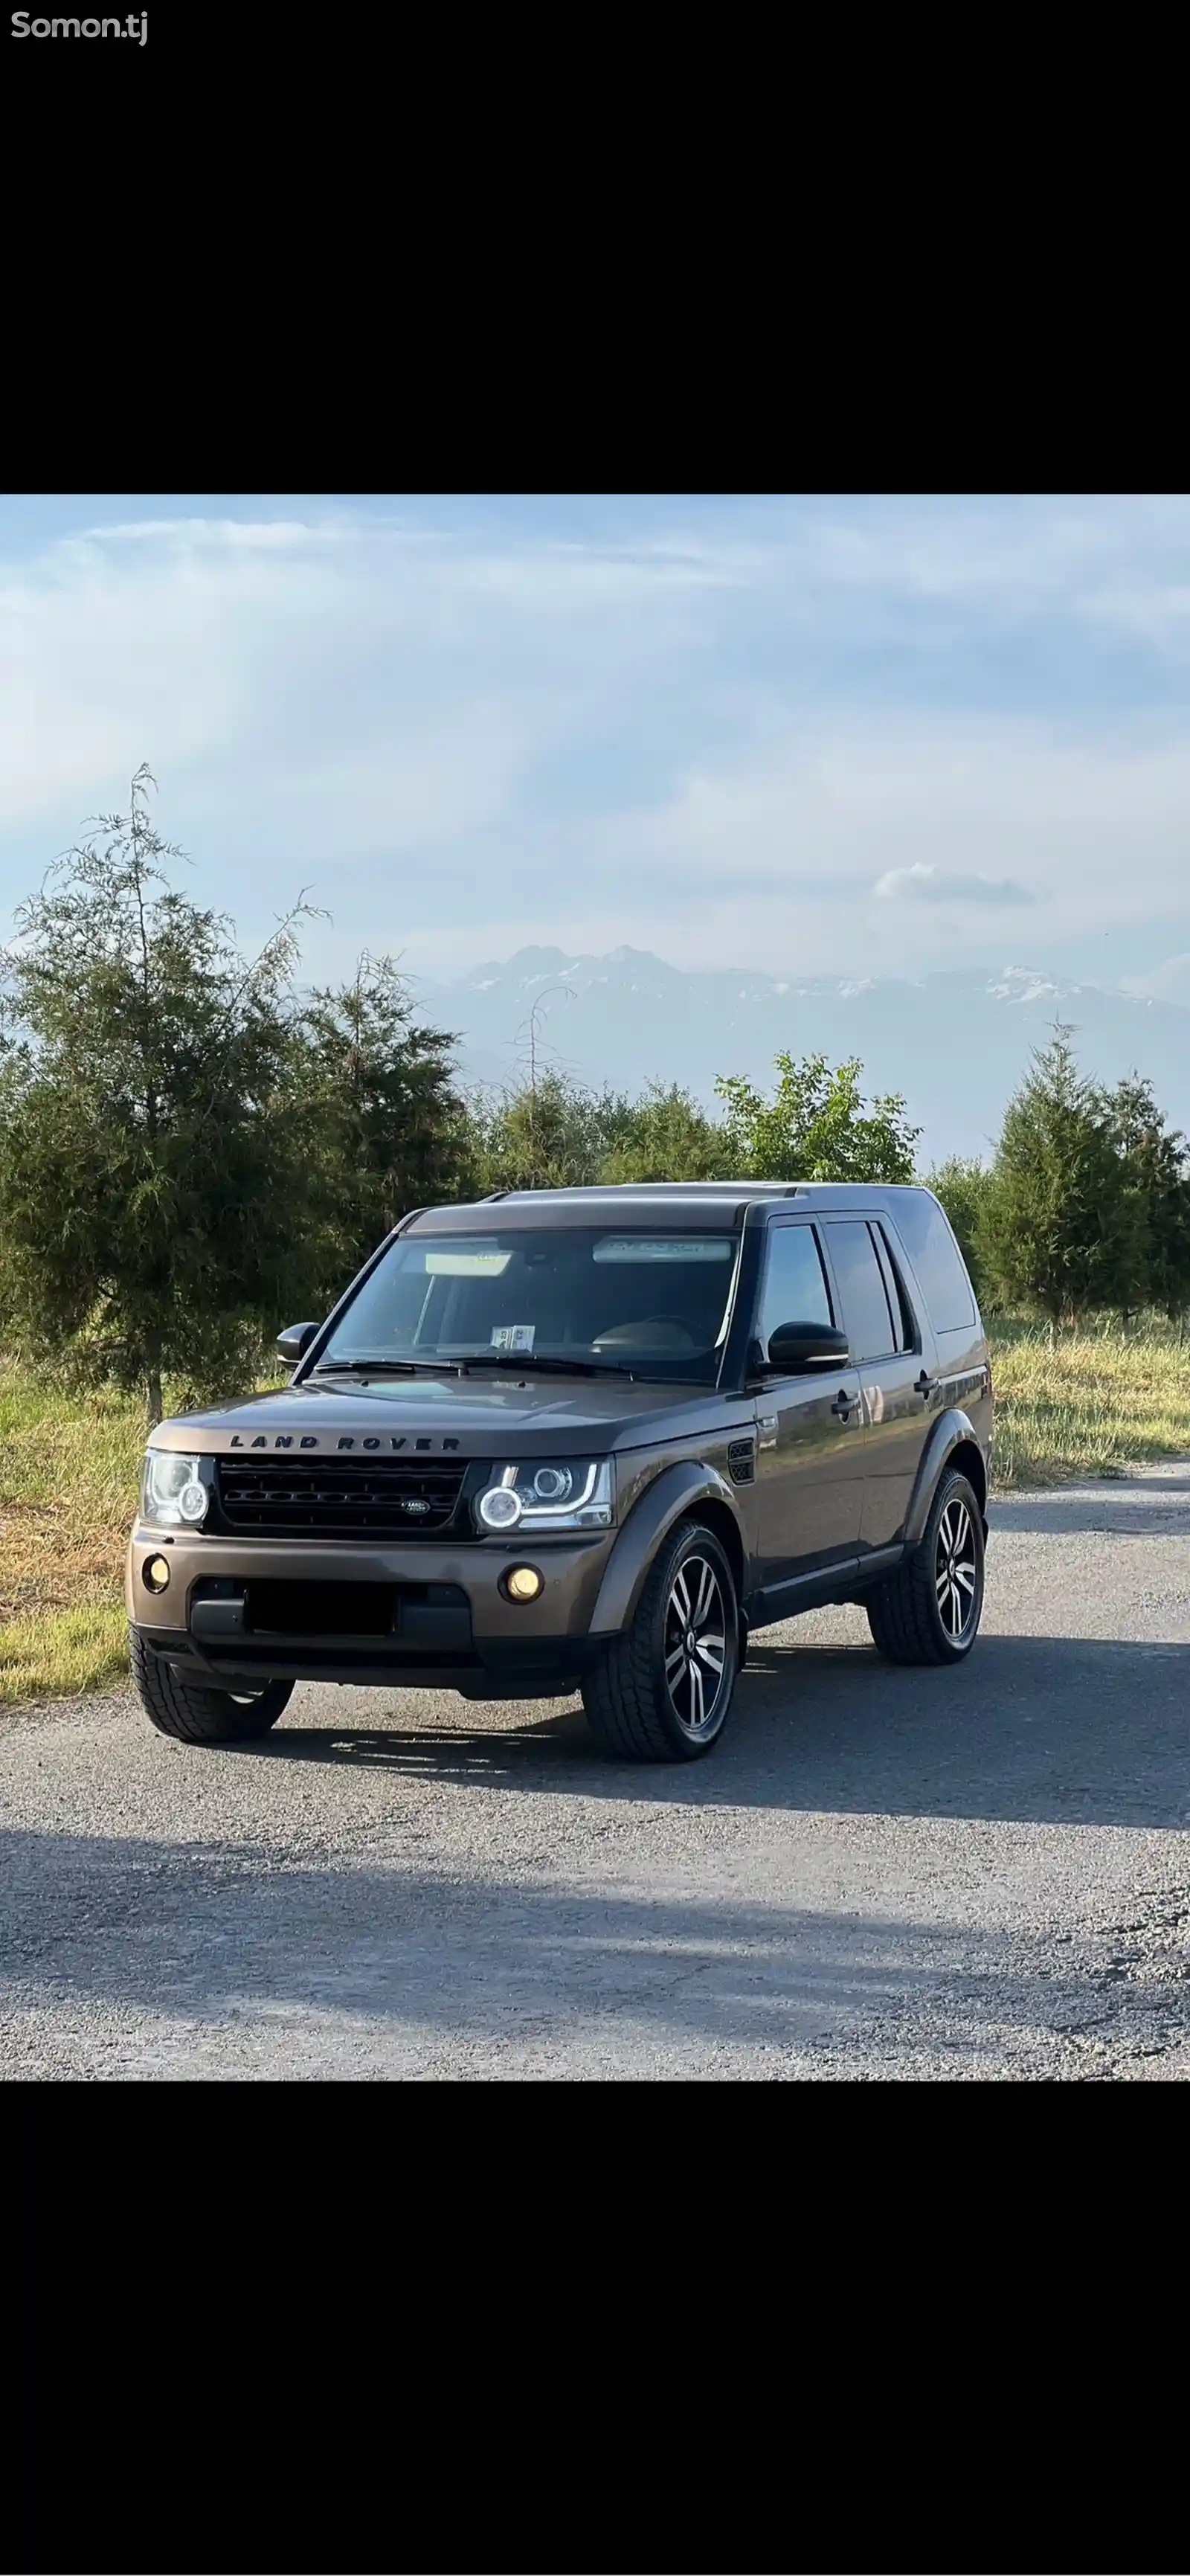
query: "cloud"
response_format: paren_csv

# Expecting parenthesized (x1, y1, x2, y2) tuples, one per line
(0, 513, 733, 881)
(548, 702, 1190, 989)
(874, 863, 1035, 906)
(1122, 953, 1190, 1004)
(765, 496, 1190, 658)
(3, 498, 1190, 991)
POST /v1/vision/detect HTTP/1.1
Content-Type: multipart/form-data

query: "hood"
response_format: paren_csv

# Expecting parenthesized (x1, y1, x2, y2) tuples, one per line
(149, 1369, 752, 1458)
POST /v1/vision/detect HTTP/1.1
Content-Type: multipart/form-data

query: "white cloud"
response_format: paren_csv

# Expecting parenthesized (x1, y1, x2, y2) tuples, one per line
(1123, 953, 1190, 1004)
(766, 496, 1190, 653)
(77, 517, 350, 551)
(875, 862, 1034, 905)
(0, 512, 738, 855)
(5, 499, 1190, 990)
(536, 704, 1190, 986)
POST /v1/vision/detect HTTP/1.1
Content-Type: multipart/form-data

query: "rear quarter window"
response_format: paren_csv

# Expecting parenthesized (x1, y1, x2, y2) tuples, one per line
(890, 1192, 976, 1331)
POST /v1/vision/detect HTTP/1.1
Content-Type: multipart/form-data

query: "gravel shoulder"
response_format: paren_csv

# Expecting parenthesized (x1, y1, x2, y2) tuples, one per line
(3, 1460, 1189, 2081)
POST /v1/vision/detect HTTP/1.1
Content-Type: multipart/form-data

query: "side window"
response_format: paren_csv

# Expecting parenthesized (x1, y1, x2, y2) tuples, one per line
(823, 1221, 897, 1363)
(756, 1224, 833, 1354)
(872, 1222, 919, 1353)
(890, 1191, 975, 1331)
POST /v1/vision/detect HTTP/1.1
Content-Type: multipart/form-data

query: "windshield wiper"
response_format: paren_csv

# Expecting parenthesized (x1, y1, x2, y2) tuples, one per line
(312, 1358, 466, 1376)
(315, 1353, 645, 1381)
(452, 1354, 637, 1378)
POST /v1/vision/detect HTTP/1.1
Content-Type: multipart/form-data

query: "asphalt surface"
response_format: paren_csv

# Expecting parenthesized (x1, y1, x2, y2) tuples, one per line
(3, 1462, 1190, 2081)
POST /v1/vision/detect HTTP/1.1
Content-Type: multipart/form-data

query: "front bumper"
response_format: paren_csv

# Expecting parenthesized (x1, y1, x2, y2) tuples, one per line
(126, 1524, 616, 1699)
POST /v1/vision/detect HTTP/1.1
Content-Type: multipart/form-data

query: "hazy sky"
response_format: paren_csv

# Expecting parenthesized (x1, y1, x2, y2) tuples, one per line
(3, 491, 1189, 999)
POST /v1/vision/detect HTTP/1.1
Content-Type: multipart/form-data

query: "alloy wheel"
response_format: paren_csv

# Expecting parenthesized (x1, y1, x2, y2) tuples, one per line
(935, 1497, 979, 1643)
(663, 1555, 729, 1738)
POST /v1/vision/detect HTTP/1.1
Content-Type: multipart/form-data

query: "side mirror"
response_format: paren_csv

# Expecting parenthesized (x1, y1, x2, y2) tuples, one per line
(763, 1320, 851, 1374)
(276, 1321, 321, 1366)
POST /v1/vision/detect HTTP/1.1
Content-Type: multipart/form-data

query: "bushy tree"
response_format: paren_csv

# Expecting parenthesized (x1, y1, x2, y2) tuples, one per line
(714, 1053, 920, 1183)
(598, 1083, 730, 1182)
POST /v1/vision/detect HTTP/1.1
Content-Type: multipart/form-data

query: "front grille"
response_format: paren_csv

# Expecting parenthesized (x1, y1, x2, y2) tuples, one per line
(214, 1456, 474, 1538)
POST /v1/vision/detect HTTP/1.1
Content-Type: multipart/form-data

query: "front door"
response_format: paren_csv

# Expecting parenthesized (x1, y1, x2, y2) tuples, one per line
(820, 1217, 928, 1552)
(751, 1220, 865, 1598)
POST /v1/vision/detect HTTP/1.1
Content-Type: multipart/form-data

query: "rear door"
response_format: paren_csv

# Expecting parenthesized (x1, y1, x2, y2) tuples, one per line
(820, 1217, 930, 1552)
(751, 1218, 865, 1595)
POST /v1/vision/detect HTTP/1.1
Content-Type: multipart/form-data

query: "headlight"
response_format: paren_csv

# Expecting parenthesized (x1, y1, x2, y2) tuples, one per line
(141, 1449, 210, 1529)
(475, 1459, 613, 1533)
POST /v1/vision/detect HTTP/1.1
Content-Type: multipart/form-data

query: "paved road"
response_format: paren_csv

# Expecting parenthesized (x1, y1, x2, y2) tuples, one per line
(3, 1464, 1190, 2081)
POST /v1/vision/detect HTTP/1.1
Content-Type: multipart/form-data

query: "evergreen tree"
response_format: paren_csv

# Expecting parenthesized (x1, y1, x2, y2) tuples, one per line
(297, 953, 476, 1296)
(1104, 1072, 1190, 1332)
(984, 1026, 1133, 1332)
(0, 768, 312, 1424)
(470, 1070, 627, 1193)
(924, 1157, 997, 1308)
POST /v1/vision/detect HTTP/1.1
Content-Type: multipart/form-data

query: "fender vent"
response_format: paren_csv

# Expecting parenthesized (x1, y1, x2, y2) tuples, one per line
(727, 1438, 756, 1485)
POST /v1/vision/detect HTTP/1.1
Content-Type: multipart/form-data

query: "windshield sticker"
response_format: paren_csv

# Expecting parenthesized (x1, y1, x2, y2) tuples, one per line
(425, 1250, 512, 1275)
(490, 1323, 536, 1352)
(593, 1239, 735, 1263)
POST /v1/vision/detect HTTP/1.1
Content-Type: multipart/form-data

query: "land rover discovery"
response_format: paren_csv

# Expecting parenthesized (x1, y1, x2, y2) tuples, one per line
(126, 1182, 993, 1762)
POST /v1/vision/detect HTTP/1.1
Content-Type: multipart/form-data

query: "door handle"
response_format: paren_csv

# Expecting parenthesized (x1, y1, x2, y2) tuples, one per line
(915, 1371, 935, 1400)
(831, 1389, 855, 1419)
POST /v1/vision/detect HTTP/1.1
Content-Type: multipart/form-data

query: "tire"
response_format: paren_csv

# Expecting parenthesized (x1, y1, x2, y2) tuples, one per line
(865, 1468, 985, 1667)
(131, 1630, 294, 1744)
(582, 1518, 739, 1763)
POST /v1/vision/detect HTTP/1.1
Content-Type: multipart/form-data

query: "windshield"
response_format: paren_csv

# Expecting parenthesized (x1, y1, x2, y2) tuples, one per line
(315, 1228, 742, 1383)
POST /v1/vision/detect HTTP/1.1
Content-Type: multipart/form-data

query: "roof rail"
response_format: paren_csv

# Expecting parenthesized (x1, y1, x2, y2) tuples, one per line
(465, 1179, 810, 1204)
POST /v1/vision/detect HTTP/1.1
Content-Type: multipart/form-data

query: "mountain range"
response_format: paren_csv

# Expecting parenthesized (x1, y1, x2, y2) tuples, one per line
(413, 945, 1190, 1164)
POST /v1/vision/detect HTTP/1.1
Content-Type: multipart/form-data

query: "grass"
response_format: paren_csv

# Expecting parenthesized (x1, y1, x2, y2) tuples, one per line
(0, 1372, 147, 1704)
(2, 1320, 1189, 1703)
(988, 1319, 1190, 1488)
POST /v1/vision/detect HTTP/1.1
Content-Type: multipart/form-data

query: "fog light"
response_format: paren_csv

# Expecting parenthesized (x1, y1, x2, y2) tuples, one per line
(143, 1555, 171, 1594)
(504, 1565, 544, 1604)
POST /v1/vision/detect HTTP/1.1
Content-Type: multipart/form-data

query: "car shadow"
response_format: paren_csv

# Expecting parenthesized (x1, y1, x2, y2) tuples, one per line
(244, 1631, 1190, 1831)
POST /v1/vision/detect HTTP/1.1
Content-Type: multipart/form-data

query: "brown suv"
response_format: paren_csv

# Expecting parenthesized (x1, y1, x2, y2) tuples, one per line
(126, 1181, 992, 1763)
